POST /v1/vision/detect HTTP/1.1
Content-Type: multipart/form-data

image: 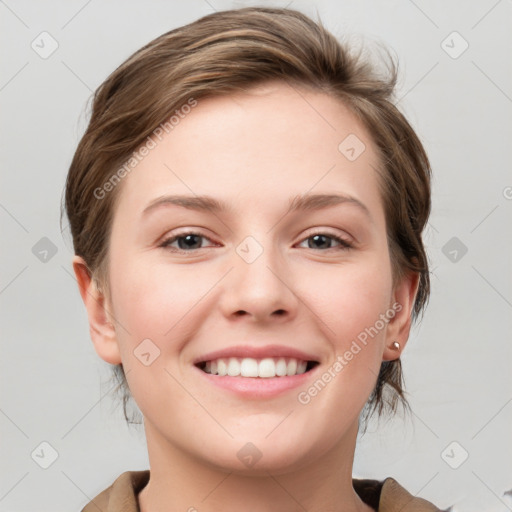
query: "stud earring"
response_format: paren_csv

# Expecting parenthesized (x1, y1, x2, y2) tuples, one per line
(391, 341, 400, 351)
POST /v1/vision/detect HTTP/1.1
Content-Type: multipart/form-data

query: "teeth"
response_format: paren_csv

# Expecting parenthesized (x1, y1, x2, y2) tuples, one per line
(275, 358, 287, 376)
(259, 358, 275, 378)
(201, 357, 313, 377)
(227, 357, 241, 376)
(217, 359, 227, 376)
(240, 358, 259, 377)
(286, 358, 297, 376)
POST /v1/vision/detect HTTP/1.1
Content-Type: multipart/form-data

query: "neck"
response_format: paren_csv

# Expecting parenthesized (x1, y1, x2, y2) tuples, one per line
(138, 420, 374, 512)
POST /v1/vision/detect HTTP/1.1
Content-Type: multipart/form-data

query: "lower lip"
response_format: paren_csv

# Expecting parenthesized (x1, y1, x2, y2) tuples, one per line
(194, 365, 319, 398)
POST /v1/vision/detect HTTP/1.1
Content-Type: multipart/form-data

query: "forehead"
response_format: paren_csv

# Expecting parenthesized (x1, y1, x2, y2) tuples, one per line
(113, 81, 384, 221)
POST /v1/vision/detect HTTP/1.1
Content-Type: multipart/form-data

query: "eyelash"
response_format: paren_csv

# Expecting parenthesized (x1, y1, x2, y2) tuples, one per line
(159, 230, 353, 254)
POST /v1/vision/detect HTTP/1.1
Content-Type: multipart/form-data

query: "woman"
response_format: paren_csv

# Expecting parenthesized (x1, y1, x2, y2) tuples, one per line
(64, 7, 440, 511)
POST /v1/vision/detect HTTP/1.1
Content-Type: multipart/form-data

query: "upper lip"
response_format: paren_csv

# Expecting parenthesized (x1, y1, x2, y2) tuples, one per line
(193, 345, 320, 365)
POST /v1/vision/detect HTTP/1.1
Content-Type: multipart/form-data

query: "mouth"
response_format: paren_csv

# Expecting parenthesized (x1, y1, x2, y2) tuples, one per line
(193, 346, 321, 397)
(195, 357, 320, 378)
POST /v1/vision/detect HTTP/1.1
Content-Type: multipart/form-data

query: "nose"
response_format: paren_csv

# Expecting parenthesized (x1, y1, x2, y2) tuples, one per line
(218, 238, 299, 324)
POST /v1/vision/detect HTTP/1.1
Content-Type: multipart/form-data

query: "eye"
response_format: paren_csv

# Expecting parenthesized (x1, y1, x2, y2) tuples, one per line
(159, 230, 353, 254)
(159, 231, 217, 253)
(297, 232, 353, 251)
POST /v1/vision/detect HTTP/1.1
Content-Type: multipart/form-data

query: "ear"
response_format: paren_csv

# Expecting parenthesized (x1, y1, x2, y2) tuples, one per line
(382, 271, 420, 362)
(72, 255, 122, 365)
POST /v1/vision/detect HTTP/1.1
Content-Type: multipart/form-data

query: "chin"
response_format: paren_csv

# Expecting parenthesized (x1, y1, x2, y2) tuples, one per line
(196, 435, 317, 476)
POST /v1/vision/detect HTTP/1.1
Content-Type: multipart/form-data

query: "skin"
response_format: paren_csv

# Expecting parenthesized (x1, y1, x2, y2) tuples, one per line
(74, 81, 418, 512)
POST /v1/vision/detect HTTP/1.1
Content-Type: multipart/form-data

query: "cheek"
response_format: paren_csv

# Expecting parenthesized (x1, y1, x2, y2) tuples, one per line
(307, 258, 393, 343)
(301, 256, 393, 406)
(110, 257, 208, 343)
(107, 258, 204, 411)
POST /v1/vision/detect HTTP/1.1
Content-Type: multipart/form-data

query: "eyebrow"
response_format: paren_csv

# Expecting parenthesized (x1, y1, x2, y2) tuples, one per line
(142, 193, 371, 219)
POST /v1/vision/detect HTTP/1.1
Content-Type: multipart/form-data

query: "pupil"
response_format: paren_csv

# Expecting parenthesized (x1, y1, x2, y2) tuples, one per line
(310, 234, 330, 249)
(179, 234, 201, 250)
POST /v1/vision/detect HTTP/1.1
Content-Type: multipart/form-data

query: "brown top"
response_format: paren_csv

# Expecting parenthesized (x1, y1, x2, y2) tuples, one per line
(81, 470, 440, 512)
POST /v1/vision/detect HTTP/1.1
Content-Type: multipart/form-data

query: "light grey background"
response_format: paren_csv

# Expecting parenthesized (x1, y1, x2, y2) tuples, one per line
(1, 1, 511, 511)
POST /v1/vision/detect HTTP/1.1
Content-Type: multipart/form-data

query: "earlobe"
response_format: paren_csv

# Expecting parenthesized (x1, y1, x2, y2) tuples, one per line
(382, 271, 420, 362)
(72, 255, 122, 365)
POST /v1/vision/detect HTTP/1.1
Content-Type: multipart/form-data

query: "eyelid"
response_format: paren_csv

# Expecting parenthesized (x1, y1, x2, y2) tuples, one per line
(299, 225, 354, 241)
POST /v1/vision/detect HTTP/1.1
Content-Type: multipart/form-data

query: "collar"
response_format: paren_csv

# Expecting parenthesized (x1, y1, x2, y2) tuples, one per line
(81, 470, 440, 512)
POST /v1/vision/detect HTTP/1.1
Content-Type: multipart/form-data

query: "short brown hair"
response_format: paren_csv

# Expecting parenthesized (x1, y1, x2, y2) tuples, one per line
(63, 6, 431, 428)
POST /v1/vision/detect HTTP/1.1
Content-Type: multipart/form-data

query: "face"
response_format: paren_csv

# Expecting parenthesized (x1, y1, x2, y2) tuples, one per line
(78, 81, 416, 475)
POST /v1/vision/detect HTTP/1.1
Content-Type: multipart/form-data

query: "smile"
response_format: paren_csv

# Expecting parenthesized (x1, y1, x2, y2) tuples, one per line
(197, 357, 319, 378)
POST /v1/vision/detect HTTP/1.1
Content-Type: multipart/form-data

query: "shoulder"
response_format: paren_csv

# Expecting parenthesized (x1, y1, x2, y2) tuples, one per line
(379, 477, 442, 511)
(353, 476, 441, 511)
(81, 470, 149, 512)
